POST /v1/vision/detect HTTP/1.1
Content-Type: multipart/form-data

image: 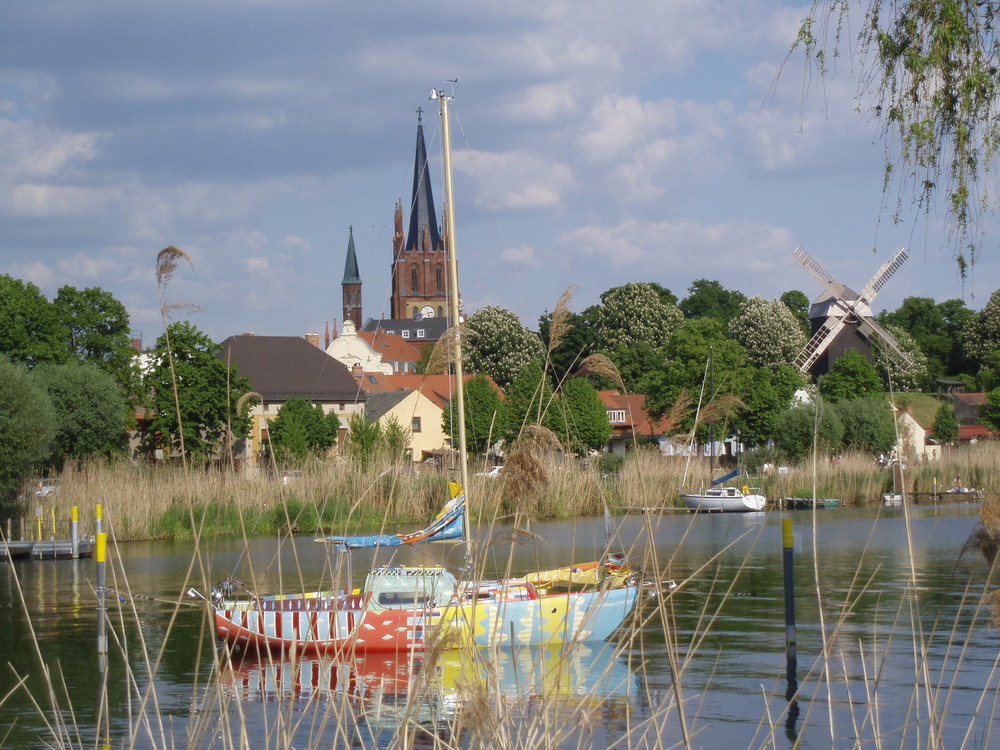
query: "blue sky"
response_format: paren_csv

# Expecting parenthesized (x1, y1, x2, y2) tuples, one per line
(1, 1, 994, 346)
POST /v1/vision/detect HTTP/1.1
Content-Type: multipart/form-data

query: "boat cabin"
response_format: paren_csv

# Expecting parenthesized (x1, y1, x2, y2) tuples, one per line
(363, 566, 458, 610)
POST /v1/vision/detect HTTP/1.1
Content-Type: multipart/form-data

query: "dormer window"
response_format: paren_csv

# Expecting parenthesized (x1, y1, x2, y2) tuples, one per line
(608, 409, 627, 424)
(416, 329, 425, 339)
(401, 330, 410, 339)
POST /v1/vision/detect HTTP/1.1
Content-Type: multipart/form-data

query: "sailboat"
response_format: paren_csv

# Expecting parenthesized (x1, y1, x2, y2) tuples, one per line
(677, 348, 766, 513)
(210, 89, 641, 654)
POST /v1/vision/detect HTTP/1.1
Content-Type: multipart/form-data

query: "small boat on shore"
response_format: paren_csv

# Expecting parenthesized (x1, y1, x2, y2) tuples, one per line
(680, 468, 766, 513)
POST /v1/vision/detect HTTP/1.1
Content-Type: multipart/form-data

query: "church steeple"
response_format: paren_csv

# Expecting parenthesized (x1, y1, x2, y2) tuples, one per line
(390, 110, 450, 320)
(342, 226, 362, 329)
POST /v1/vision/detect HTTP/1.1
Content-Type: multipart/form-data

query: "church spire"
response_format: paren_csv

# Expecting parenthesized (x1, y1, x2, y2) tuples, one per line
(405, 108, 441, 255)
(341, 226, 362, 329)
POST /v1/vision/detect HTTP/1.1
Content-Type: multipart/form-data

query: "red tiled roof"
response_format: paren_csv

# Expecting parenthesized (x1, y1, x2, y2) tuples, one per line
(356, 330, 422, 362)
(597, 390, 672, 436)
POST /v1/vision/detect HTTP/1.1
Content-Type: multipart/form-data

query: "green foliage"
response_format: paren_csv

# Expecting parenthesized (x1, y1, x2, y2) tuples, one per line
(550, 377, 612, 454)
(381, 416, 412, 462)
(881, 296, 973, 381)
(679, 279, 746, 324)
(780, 290, 811, 334)
(833, 397, 896, 454)
(597, 453, 624, 476)
(0, 276, 70, 366)
(267, 397, 340, 464)
(734, 365, 803, 447)
(0, 358, 56, 503)
(32, 362, 128, 463)
(981, 388, 1000, 432)
(464, 306, 544, 389)
(143, 322, 253, 460)
(345, 413, 382, 468)
(931, 402, 960, 444)
(595, 282, 683, 351)
(818, 351, 883, 402)
(413, 341, 435, 375)
(53, 286, 137, 391)
(501, 360, 557, 444)
(538, 307, 598, 384)
(728, 296, 807, 370)
(443, 374, 505, 456)
(774, 400, 844, 461)
(872, 322, 929, 391)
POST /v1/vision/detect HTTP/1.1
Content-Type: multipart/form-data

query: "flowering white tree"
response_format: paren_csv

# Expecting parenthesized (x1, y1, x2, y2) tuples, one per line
(872, 323, 929, 391)
(465, 306, 544, 389)
(595, 283, 683, 351)
(728, 296, 807, 370)
(963, 289, 1000, 370)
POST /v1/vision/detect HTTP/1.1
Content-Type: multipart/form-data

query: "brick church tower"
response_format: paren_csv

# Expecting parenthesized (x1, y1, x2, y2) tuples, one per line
(341, 226, 362, 329)
(389, 109, 450, 320)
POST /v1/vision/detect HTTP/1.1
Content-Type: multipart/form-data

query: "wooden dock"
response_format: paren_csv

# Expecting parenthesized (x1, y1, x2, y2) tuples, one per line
(1, 538, 95, 560)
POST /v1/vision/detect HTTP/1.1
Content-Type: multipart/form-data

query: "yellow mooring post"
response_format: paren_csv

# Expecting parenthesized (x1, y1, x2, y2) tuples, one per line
(96, 532, 107, 656)
(71, 506, 79, 558)
(782, 518, 798, 704)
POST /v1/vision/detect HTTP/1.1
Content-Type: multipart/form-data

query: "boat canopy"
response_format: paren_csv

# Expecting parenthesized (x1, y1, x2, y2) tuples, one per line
(324, 481, 465, 550)
(710, 468, 741, 486)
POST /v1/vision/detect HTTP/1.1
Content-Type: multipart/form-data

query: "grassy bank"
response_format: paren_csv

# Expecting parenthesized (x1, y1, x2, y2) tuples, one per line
(8, 442, 1000, 541)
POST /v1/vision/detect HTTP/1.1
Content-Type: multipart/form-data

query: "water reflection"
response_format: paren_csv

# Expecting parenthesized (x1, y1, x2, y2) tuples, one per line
(216, 642, 636, 744)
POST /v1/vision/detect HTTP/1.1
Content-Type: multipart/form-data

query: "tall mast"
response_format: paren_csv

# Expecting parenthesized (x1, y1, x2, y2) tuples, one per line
(432, 88, 470, 503)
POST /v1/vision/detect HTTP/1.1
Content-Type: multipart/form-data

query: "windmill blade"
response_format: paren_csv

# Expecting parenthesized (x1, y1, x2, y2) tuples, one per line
(791, 246, 849, 300)
(858, 247, 908, 306)
(855, 317, 917, 369)
(794, 315, 846, 373)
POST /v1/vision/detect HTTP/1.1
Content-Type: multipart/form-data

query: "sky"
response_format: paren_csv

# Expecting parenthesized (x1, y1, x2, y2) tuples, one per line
(2, 1, 997, 347)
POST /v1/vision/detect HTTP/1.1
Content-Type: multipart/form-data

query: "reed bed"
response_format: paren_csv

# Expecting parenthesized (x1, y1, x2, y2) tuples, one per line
(9, 442, 1000, 541)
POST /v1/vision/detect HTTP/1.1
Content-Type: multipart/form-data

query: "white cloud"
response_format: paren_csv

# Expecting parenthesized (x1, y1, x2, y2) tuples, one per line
(499, 244, 538, 267)
(454, 149, 574, 210)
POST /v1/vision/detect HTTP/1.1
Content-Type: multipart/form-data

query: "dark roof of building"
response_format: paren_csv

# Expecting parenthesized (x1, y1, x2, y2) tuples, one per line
(406, 114, 441, 254)
(363, 390, 412, 421)
(361, 316, 451, 341)
(342, 226, 361, 285)
(219, 334, 365, 403)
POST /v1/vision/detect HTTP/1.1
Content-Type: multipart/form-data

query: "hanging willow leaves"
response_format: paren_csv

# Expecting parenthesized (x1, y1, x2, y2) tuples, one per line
(797, 1, 1000, 276)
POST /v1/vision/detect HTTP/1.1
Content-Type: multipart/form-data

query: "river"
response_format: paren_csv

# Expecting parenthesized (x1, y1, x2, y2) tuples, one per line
(1, 500, 997, 749)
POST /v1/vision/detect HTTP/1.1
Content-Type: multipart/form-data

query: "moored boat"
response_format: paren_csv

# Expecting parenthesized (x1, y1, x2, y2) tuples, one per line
(680, 467, 766, 512)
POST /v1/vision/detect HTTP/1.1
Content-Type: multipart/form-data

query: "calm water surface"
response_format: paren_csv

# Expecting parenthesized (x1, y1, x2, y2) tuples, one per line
(1, 500, 997, 749)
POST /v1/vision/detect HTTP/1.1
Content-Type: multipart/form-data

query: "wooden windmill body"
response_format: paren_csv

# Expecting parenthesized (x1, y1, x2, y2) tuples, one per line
(792, 246, 915, 378)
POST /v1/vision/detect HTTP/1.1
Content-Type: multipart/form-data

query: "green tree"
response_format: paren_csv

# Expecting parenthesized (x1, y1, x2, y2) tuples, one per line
(728, 296, 807, 370)
(550, 377, 612, 454)
(380, 416, 412, 462)
(780, 290, 811, 334)
(32, 362, 127, 463)
(595, 282, 683, 351)
(345, 412, 382, 468)
(267, 396, 341, 464)
(0, 358, 56, 504)
(798, 2, 1000, 274)
(53, 286, 137, 391)
(0, 276, 68, 366)
(502, 360, 557, 444)
(872, 323, 929, 391)
(774, 400, 844, 462)
(538, 307, 599, 385)
(931, 403, 960, 444)
(143, 322, 252, 461)
(444, 374, 505, 456)
(818, 351, 882, 402)
(734, 365, 803, 447)
(679, 279, 746, 324)
(464, 306, 544, 389)
(833, 397, 896, 454)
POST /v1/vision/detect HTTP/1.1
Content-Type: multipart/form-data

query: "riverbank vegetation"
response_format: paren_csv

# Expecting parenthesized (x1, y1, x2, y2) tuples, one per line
(13, 441, 1000, 542)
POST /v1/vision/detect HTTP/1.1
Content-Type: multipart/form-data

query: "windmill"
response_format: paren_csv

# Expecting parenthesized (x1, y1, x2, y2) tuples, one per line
(792, 246, 915, 377)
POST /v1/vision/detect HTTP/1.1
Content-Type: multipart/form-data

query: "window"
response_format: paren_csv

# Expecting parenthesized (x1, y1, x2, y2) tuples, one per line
(411, 265, 419, 293)
(367, 375, 378, 384)
(401, 330, 410, 339)
(436, 266, 443, 293)
(412, 417, 422, 433)
(608, 409, 627, 424)
(416, 329, 425, 339)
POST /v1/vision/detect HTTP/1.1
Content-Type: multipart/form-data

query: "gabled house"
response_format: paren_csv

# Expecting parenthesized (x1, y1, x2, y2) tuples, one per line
(894, 407, 941, 463)
(363, 389, 448, 461)
(219, 334, 365, 466)
(598, 391, 680, 455)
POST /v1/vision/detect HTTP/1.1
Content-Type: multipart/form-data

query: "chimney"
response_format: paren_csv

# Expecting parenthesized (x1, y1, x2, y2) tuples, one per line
(304, 333, 320, 349)
(324, 321, 330, 348)
(131, 336, 142, 353)
(352, 363, 362, 378)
